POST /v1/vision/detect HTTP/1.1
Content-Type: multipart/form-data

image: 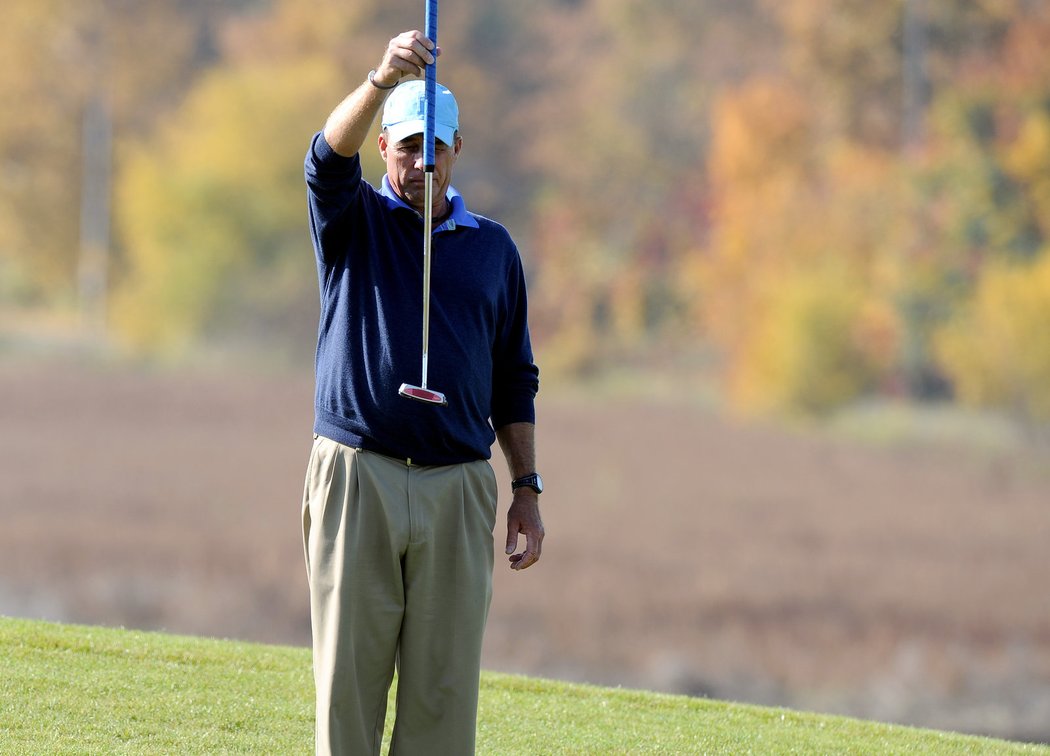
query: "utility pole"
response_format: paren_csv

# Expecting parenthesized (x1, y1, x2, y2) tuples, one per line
(901, 0, 929, 151)
(899, 0, 937, 398)
(78, 89, 113, 337)
(76, 8, 114, 340)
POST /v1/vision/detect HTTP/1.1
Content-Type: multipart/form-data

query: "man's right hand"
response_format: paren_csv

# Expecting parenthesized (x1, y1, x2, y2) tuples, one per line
(322, 30, 441, 157)
(372, 30, 440, 89)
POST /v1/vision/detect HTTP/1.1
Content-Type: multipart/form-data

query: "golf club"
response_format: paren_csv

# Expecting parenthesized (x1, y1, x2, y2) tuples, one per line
(399, 0, 448, 407)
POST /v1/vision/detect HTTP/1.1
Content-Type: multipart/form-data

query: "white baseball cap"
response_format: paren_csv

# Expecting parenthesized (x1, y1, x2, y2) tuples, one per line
(381, 79, 460, 146)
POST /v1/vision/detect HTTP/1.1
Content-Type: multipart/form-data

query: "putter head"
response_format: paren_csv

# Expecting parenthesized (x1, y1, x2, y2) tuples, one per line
(399, 383, 448, 406)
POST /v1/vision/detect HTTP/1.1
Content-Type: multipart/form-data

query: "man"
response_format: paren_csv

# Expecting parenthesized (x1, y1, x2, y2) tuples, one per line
(301, 29, 545, 755)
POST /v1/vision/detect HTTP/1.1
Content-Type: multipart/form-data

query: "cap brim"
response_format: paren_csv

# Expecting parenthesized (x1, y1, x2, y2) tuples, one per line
(385, 120, 456, 147)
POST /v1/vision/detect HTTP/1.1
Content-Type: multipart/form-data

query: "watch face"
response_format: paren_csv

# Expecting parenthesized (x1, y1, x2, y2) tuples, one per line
(513, 473, 543, 494)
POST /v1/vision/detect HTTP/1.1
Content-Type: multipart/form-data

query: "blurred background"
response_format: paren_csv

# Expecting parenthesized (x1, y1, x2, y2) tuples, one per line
(2, 0, 1049, 744)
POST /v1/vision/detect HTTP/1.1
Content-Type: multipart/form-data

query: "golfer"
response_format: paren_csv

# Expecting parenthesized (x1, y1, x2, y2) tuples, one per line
(301, 29, 544, 755)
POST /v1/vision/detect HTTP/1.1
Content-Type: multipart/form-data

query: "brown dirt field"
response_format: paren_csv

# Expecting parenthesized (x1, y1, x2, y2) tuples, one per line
(1, 356, 1048, 742)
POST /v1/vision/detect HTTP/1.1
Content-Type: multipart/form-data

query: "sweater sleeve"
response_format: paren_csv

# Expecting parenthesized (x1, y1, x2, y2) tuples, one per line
(490, 251, 540, 429)
(304, 131, 364, 265)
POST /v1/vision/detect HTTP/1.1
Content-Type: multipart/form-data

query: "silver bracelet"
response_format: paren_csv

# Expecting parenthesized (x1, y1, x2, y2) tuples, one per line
(368, 69, 398, 90)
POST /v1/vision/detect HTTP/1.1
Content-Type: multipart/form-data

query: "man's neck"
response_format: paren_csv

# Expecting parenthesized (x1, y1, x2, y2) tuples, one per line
(406, 194, 449, 223)
(431, 197, 451, 224)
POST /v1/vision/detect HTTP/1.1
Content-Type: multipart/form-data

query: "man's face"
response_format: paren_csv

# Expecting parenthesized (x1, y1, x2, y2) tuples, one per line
(379, 131, 462, 216)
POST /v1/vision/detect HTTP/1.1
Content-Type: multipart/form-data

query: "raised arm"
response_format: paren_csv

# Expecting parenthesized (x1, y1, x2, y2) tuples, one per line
(323, 30, 439, 157)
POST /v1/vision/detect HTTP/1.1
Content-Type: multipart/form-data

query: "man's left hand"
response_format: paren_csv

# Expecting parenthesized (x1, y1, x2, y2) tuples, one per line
(505, 491, 543, 570)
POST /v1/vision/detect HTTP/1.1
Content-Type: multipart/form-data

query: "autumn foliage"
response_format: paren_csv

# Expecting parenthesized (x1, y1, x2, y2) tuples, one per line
(4, 0, 1050, 422)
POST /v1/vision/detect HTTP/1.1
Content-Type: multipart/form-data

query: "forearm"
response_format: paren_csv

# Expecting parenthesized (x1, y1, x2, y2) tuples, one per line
(323, 30, 437, 157)
(497, 421, 543, 570)
(323, 79, 391, 158)
(495, 421, 536, 479)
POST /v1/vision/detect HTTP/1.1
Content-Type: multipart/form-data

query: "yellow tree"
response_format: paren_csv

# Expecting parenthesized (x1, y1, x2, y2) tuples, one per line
(928, 7, 1050, 424)
(520, 0, 770, 372)
(0, 0, 216, 307)
(111, 0, 361, 355)
(677, 0, 1050, 416)
(683, 76, 903, 415)
(937, 251, 1050, 426)
(894, 6, 1050, 399)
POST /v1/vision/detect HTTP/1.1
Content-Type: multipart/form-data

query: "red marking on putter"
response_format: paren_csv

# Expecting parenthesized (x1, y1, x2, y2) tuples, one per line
(399, 383, 448, 406)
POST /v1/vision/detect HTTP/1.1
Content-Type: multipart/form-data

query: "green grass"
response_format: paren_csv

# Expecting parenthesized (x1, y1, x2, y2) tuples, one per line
(1, 617, 1045, 755)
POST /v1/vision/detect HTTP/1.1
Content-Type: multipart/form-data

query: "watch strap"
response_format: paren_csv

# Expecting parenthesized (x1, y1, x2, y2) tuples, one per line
(511, 473, 543, 494)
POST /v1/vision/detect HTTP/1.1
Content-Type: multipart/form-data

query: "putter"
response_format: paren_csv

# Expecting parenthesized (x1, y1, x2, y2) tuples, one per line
(399, 0, 448, 407)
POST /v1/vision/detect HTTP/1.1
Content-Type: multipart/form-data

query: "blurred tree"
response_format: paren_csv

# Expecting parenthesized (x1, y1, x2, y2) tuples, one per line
(889, 91, 1035, 398)
(111, 0, 358, 356)
(113, 58, 342, 355)
(936, 250, 1050, 427)
(771, 0, 904, 145)
(521, 0, 770, 372)
(733, 263, 880, 416)
(685, 77, 903, 414)
(679, 0, 1050, 415)
(0, 0, 223, 308)
(9, 0, 1050, 426)
(889, 4, 1050, 397)
(0, 0, 80, 303)
(769, 0, 1019, 147)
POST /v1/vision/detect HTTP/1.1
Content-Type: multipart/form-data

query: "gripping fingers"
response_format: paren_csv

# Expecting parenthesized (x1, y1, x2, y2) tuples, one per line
(384, 31, 438, 79)
(505, 516, 543, 571)
(509, 547, 538, 571)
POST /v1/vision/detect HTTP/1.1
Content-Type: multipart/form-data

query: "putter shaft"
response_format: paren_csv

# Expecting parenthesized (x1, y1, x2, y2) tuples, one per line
(421, 171, 434, 389)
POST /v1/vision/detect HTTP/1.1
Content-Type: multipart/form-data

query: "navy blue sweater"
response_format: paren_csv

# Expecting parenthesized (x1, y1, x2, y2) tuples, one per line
(305, 132, 539, 465)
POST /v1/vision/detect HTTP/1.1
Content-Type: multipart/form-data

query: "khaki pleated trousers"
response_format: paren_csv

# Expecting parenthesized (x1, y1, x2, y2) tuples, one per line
(302, 435, 498, 756)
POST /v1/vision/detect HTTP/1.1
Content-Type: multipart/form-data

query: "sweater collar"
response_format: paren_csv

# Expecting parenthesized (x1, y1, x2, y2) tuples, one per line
(380, 175, 480, 231)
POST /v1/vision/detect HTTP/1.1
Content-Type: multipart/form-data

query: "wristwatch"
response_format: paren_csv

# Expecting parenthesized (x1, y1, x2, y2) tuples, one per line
(511, 473, 543, 494)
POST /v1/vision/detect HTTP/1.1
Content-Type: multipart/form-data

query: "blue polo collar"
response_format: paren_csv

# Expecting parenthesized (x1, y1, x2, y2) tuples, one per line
(381, 175, 479, 232)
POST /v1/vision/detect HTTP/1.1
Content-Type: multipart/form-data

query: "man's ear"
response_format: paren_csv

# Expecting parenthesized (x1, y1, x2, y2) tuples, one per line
(378, 132, 389, 160)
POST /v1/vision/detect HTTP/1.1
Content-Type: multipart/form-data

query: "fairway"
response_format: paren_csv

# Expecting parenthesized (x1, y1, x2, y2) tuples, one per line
(1, 617, 1045, 755)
